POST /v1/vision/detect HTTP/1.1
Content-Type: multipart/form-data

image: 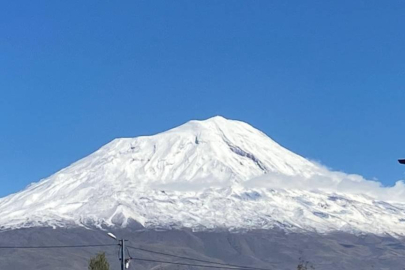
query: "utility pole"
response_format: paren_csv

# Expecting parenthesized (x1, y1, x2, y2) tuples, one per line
(120, 239, 126, 270)
(108, 233, 130, 269)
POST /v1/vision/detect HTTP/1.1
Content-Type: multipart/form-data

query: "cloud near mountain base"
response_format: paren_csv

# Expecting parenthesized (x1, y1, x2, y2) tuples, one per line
(243, 165, 405, 203)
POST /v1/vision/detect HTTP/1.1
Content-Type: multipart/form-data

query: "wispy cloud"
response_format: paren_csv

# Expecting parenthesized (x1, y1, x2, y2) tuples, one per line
(243, 163, 405, 202)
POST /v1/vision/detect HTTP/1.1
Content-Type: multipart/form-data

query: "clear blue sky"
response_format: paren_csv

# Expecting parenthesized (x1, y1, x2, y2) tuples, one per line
(1, 1, 404, 197)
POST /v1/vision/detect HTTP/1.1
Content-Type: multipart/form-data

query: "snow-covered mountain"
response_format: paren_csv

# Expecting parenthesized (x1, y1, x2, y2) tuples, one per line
(1, 116, 405, 236)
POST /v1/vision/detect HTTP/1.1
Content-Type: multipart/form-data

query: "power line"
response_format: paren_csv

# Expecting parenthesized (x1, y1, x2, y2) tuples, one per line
(130, 257, 271, 270)
(0, 242, 275, 270)
(0, 244, 117, 249)
(127, 245, 274, 270)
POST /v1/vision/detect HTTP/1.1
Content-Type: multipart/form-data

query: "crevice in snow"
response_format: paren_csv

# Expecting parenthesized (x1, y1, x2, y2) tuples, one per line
(217, 129, 268, 173)
(227, 144, 268, 172)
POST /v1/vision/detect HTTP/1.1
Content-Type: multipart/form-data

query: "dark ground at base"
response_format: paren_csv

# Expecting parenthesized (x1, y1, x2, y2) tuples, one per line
(0, 227, 404, 270)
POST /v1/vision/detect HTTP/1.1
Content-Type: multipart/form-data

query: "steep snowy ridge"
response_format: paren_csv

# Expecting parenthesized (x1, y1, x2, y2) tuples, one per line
(1, 116, 405, 236)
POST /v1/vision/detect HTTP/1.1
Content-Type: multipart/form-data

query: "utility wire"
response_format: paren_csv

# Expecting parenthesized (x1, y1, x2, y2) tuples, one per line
(130, 257, 271, 270)
(127, 245, 273, 270)
(0, 243, 275, 270)
(126, 247, 132, 259)
(0, 244, 117, 249)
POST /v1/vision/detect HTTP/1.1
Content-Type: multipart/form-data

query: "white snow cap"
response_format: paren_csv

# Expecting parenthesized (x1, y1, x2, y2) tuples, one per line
(1, 116, 405, 235)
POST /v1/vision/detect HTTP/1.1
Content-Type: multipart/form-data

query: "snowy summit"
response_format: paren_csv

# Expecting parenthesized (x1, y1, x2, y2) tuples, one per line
(1, 116, 405, 236)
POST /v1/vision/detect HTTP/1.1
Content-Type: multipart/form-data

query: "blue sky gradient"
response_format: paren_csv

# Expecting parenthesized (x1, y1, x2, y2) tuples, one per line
(1, 0, 404, 197)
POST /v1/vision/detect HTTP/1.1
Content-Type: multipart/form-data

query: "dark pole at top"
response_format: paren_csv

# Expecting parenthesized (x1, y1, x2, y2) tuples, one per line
(120, 239, 125, 270)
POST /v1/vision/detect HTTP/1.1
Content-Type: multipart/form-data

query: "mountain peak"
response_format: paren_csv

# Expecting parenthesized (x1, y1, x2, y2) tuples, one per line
(193, 115, 246, 127)
(134, 116, 318, 183)
(200, 115, 228, 122)
(0, 117, 320, 230)
(2, 117, 405, 236)
(166, 116, 251, 134)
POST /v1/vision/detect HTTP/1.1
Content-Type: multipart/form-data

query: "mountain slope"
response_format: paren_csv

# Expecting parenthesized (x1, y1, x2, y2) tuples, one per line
(1, 116, 405, 236)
